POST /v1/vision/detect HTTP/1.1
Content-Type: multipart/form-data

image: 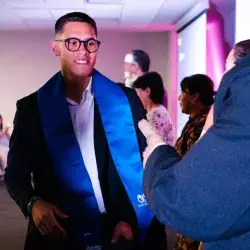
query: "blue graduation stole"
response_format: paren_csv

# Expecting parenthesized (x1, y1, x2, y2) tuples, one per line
(37, 69, 153, 246)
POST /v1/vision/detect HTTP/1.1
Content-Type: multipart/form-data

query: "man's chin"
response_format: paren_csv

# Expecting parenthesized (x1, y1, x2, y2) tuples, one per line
(73, 69, 93, 78)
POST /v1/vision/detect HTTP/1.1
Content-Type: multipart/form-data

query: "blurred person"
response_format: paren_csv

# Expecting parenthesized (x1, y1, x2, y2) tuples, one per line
(0, 114, 10, 180)
(123, 50, 150, 88)
(123, 50, 169, 109)
(138, 41, 250, 249)
(175, 74, 215, 157)
(133, 72, 174, 146)
(4, 12, 166, 250)
(174, 74, 215, 250)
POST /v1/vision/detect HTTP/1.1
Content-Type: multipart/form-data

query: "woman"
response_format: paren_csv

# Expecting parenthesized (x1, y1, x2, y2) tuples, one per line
(133, 71, 175, 146)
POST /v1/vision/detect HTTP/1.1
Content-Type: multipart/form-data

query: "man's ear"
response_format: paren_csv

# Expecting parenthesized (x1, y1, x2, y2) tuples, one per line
(50, 40, 60, 56)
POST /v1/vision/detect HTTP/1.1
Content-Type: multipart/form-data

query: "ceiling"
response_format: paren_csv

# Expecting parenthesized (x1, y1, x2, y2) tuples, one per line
(0, 0, 204, 31)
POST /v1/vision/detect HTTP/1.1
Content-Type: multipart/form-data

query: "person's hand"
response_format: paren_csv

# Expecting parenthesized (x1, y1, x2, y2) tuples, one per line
(138, 119, 165, 166)
(31, 199, 68, 239)
(111, 221, 133, 243)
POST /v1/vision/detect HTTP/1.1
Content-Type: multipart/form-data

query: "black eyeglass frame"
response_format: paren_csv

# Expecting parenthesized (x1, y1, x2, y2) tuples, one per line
(55, 37, 101, 53)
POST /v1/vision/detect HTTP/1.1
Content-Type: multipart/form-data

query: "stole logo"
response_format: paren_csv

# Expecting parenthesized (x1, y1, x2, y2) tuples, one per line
(137, 194, 148, 207)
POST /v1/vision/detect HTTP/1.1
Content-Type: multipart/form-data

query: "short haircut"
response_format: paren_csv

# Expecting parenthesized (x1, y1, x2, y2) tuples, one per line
(181, 74, 215, 106)
(133, 71, 164, 104)
(131, 50, 150, 73)
(55, 12, 97, 36)
(234, 39, 250, 60)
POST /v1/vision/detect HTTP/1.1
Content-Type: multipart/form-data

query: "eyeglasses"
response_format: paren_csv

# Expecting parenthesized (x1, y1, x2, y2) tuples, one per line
(55, 37, 101, 53)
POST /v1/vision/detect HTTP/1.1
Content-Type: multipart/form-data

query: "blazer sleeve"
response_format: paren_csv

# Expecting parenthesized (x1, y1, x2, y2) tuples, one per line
(143, 69, 250, 242)
(4, 100, 36, 217)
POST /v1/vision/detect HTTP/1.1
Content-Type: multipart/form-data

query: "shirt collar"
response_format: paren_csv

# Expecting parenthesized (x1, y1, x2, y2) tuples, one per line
(67, 77, 93, 105)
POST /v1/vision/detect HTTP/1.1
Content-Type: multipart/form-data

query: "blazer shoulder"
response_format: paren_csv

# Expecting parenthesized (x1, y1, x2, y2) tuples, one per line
(16, 92, 38, 110)
(116, 83, 138, 100)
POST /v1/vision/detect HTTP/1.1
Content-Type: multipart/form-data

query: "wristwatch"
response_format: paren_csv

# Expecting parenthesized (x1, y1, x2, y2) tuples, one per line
(27, 196, 41, 216)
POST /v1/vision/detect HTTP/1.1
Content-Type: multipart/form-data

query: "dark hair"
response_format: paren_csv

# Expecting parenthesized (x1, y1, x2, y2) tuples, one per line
(131, 50, 150, 73)
(181, 74, 215, 106)
(234, 39, 250, 60)
(55, 12, 97, 36)
(133, 71, 164, 104)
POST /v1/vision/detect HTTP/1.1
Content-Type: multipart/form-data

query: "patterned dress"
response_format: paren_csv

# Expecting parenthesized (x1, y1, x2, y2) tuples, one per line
(174, 108, 210, 250)
(175, 108, 209, 157)
(146, 105, 175, 146)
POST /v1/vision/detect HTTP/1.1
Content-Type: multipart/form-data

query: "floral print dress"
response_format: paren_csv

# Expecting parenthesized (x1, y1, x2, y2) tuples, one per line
(146, 105, 175, 146)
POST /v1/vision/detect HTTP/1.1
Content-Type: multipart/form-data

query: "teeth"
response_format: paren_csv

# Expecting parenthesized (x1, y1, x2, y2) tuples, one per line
(75, 60, 87, 64)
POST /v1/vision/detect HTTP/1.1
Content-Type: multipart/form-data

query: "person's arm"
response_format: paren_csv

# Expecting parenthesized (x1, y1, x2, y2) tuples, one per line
(149, 108, 175, 146)
(5, 99, 68, 239)
(4, 100, 35, 217)
(142, 73, 250, 242)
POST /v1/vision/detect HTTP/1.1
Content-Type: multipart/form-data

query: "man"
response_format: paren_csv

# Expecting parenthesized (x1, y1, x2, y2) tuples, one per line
(5, 12, 165, 250)
(123, 50, 150, 88)
(140, 53, 250, 249)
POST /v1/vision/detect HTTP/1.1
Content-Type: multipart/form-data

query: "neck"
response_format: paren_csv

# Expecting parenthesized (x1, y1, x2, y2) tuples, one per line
(64, 74, 91, 104)
(146, 102, 160, 112)
(189, 104, 207, 118)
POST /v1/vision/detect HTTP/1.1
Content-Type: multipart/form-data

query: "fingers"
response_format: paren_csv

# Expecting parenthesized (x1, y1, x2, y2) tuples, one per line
(53, 206, 69, 219)
(35, 210, 67, 239)
(111, 222, 133, 243)
(46, 211, 68, 238)
(111, 229, 120, 243)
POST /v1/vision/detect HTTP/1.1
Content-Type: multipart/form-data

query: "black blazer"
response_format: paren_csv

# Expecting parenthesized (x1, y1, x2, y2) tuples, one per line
(5, 85, 165, 250)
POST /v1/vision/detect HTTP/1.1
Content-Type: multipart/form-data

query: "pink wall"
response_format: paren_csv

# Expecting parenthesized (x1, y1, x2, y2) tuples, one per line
(206, 4, 233, 89)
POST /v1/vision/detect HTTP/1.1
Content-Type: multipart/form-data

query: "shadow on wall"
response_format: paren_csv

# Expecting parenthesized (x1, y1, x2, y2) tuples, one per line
(206, 3, 231, 89)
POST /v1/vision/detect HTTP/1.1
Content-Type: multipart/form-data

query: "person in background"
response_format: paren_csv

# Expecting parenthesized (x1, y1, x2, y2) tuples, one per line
(173, 74, 215, 250)
(0, 114, 10, 181)
(175, 74, 215, 158)
(133, 72, 174, 146)
(123, 50, 169, 109)
(123, 50, 150, 88)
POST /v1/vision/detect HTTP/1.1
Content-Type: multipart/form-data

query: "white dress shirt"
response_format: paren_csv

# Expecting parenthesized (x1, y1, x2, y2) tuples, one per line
(67, 79, 106, 213)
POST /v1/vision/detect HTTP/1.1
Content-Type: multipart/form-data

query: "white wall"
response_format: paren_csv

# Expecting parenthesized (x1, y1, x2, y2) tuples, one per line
(0, 30, 175, 127)
(235, 0, 249, 43)
(177, 13, 207, 137)
(212, 0, 235, 48)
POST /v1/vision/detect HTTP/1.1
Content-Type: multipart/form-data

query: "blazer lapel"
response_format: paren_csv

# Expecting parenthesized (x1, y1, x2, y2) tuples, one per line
(93, 99, 107, 190)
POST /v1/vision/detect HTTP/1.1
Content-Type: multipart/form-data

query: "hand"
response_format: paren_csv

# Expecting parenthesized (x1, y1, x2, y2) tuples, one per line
(31, 199, 68, 239)
(111, 221, 133, 243)
(138, 119, 164, 166)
